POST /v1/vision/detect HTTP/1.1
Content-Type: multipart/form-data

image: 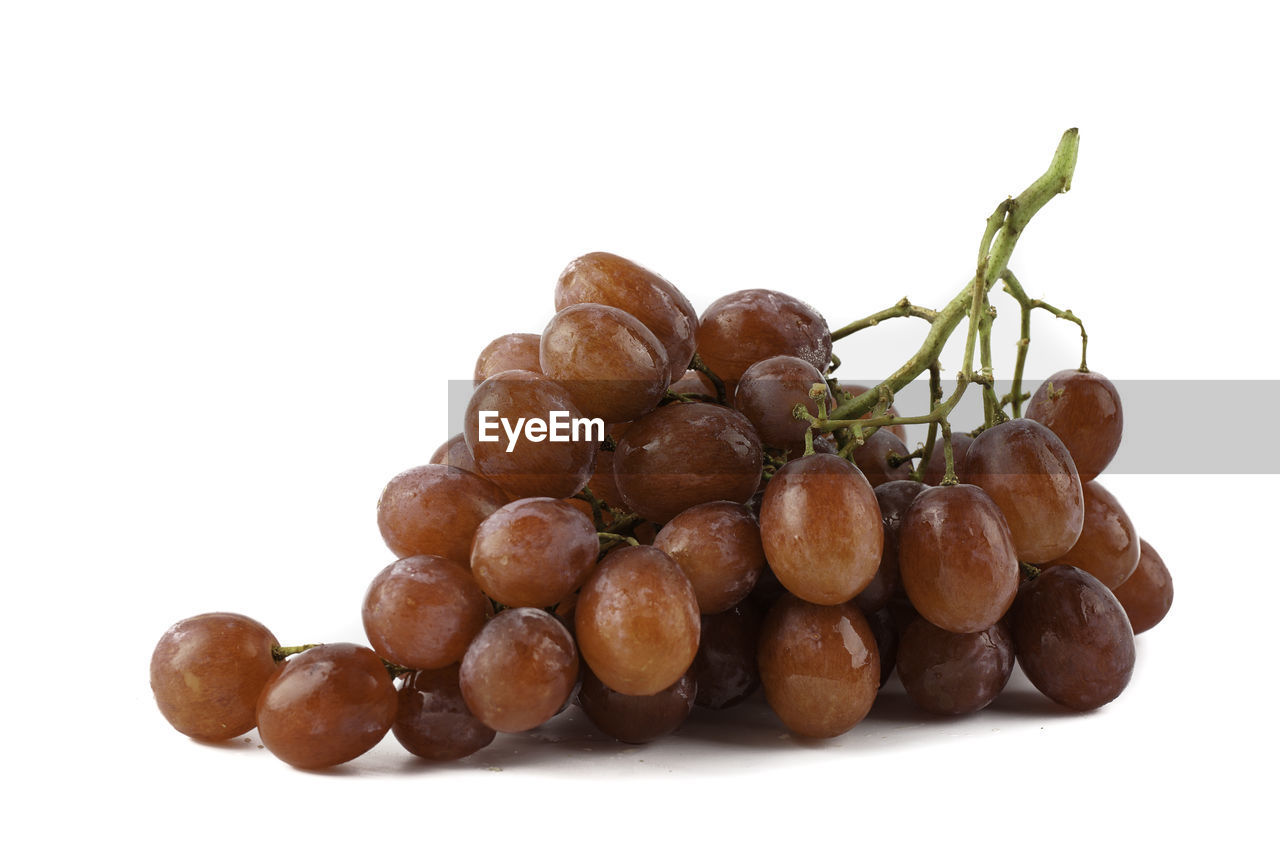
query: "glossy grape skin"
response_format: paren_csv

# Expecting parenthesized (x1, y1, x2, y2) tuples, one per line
(839, 384, 908, 442)
(851, 428, 914, 488)
(697, 289, 832, 383)
(256, 644, 398, 769)
(1012, 564, 1135, 711)
(459, 608, 579, 733)
(757, 595, 880, 738)
(863, 606, 899, 687)
(1050, 480, 1140, 589)
(575, 545, 701, 696)
(854, 520, 899, 614)
(539, 303, 671, 423)
(1026, 369, 1123, 482)
(376, 464, 508, 564)
(921, 431, 973, 486)
(392, 665, 495, 761)
(691, 598, 764, 709)
(428, 433, 481, 475)
(896, 618, 1015, 715)
(898, 484, 1019, 633)
(613, 402, 763, 524)
(1111, 539, 1174, 634)
(555, 252, 699, 379)
(579, 667, 696, 744)
(963, 418, 1084, 563)
(474, 333, 542, 386)
(470, 497, 600, 608)
(874, 479, 929, 538)
(362, 555, 488, 670)
(759, 453, 883, 605)
(464, 369, 599, 499)
(150, 613, 280, 740)
(653, 501, 766, 613)
(668, 369, 717, 398)
(733, 355, 834, 456)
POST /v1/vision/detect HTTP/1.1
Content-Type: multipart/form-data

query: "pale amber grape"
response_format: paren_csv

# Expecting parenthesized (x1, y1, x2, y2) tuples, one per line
(540, 303, 671, 423)
(613, 402, 762, 523)
(555, 252, 699, 378)
(376, 464, 508, 564)
(733, 355, 833, 456)
(362, 555, 488, 669)
(150, 612, 279, 740)
(653, 501, 766, 613)
(459, 608, 579, 733)
(697, 289, 832, 383)
(757, 595, 879, 738)
(1111, 539, 1174, 634)
(469, 497, 600, 608)
(898, 484, 1019, 633)
(962, 418, 1084, 563)
(1050, 480, 1140, 589)
(474, 333, 542, 386)
(463, 369, 598, 499)
(256, 644, 398, 769)
(759, 453, 883, 605)
(393, 665, 495, 761)
(578, 667, 696, 744)
(575, 545, 700, 695)
(1026, 369, 1123, 482)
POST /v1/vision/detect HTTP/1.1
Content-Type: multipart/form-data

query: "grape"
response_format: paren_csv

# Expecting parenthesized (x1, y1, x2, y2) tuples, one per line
(578, 667, 696, 744)
(757, 595, 880, 738)
(428, 433, 480, 475)
(575, 545, 701, 696)
(874, 479, 928, 537)
(1026, 369, 1123, 481)
(895, 617, 1014, 715)
(392, 665, 495, 761)
(653, 500, 766, 613)
(853, 519, 898, 613)
(474, 333, 542, 386)
(1011, 564, 1135, 711)
(898, 484, 1019, 633)
(613, 402, 762, 523)
(668, 369, 717, 398)
(362, 555, 488, 670)
(470, 497, 599, 608)
(863, 606, 899, 687)
(376, 464, 508, 564)
(962, 418, 1084, 563)
(920, 431, 973, 486)
(555, 252, 699, 379)
(733, 355, 833, 456)
(464, 369, 599, 499)
(256, 643, 398, 769)
(839, 384, 908, 442)
(691, 599, 764, 709)
(850, 428, 914, 487)
(759, 452, 882, 605)
(459, 608, 579, 733)
(540, 303, 671, 423)
(150, 613, 279, 740)
(697, 289, 832, 383)
(1111, 539, 1174, 634)
(1049, 479, 1140, 589)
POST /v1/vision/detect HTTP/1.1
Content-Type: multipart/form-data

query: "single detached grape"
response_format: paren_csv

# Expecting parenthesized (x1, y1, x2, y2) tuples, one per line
(697, 289, 832, 383)
(150, 612, 279, 740)
(733, 355, 834, 456)
(579, 667, 697, 744)
(962, 418, 1084, 563)
(898, 484, 1019, 633)
(459, 607, 580, 733)
(1026, 368, 1123, 482)
(1110, 538, 1174, 633)
(256, 643, 398, 769)
(393, 664, 495, 761)
(1048, 479, 1140, 589)
(1012, 564, 1136, 711)
(759, 452, 883, 605)
(895, 617, 1014, 715)
(474, 332, 542, 386)
(376, 463, 508, 564)
(691, 599, 764, 709)
(920, 431, 973, 485)
(470, 497, 599, 608)
(575, 545, 701, 696)
(757, 595, 880, 738)
(362, 554, 488, 670)
(653, 500, 766, 613)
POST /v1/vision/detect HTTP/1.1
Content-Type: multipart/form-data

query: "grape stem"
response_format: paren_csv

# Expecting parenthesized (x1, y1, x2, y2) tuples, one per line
(830, 297, 939, 342)
(271, 644, 322, 662)
(689, 353, 728, 404)
(1000, 268, 1089, 417)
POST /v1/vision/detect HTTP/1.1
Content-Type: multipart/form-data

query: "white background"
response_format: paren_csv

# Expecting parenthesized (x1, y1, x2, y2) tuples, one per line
(3, 2, 1276, 851)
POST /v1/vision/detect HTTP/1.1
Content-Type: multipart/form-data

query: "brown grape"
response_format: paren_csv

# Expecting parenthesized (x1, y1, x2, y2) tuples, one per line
(691, 599, 764, 709)
(392, 665, 495, 761)
(896, 617, 1014, 715)
(428, 433, 480, 475)
(898, 484, 1019, 633)
(150, 612, 280, 740)
(668, 369, 717, 398)
(474, 333, 542, 386)
(459, 608, 579, 733)
(578, 667, 696, 744)
(1111, 539, 1174, 634)
(1049, 479, 1140, 589)
(759, 453, 883, 605)
(1026, 369, 1123, 481)
(697, 289, 832, 383)
(362, 555, 488, 669)
(470, 497, 599, 608)
(376, 464, 508, 564)
(863, 606, 899, 687)
(920, 431, 973, 485)
(653, 501, 766, 613)
(733, 355, 833, 456)
(851, 428, 914, 487)
(757, 595, 880, 738)
(575, 545, 700, 695)
(256, 643, 397, 769)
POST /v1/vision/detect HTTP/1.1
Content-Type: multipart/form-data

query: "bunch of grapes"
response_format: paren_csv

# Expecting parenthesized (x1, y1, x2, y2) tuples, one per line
(150, 130, 1174, 769)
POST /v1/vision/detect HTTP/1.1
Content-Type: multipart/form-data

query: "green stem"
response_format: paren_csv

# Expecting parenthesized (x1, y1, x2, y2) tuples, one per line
(912, 361, 944, 482)
(272, 644, 322, 662)
(830, 298, 939, 341)
(689, 353, 728, 404)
